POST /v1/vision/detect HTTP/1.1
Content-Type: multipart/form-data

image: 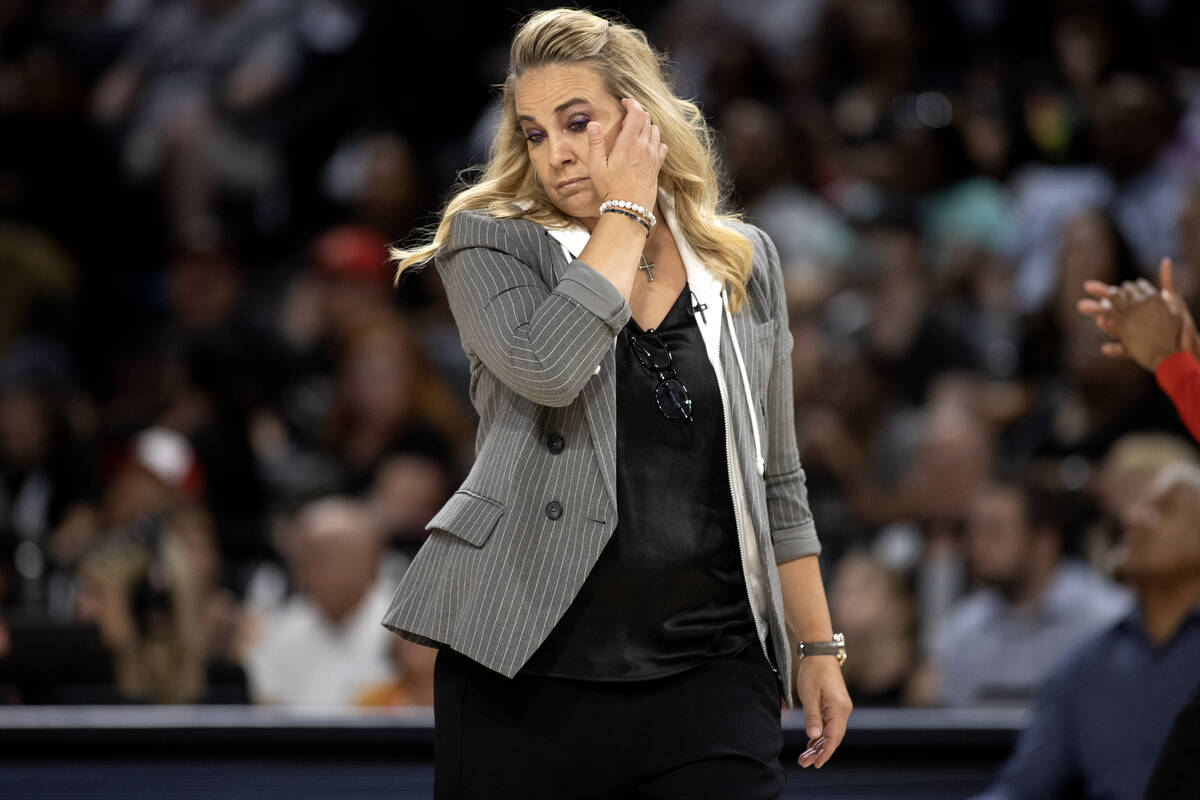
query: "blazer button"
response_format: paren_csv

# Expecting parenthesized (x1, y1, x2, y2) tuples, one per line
(545, 501, 563, 520)
(547, 432, 565, 454)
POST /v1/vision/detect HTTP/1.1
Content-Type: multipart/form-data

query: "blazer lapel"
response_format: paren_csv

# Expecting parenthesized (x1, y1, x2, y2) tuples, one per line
(542, 221, 621, 515)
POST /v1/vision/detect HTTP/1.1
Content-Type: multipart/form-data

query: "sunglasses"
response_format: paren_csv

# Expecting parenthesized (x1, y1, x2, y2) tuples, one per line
(626, 329, 693, 423)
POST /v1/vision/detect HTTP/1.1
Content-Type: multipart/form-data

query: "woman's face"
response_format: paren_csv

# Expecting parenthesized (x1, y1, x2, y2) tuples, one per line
(343, 330, 414, 424)
(514, 63, 625, 224)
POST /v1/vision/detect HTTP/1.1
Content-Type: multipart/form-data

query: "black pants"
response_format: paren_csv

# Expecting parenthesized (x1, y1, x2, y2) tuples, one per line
(433, 640, 786, 799)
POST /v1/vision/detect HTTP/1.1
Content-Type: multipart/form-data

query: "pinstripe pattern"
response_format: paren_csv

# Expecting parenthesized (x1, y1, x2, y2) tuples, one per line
(380, 208, 821, 708)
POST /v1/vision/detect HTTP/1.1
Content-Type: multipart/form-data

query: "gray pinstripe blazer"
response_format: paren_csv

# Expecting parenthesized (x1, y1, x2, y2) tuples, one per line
(379, 202, 821, 708)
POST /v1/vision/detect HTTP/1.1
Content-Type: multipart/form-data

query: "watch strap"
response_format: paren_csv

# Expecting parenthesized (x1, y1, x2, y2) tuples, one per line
(796, 632, 846, 666)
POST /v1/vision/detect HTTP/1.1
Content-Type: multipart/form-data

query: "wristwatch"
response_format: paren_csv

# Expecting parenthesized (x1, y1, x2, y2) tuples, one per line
(796, 632, 846, 667)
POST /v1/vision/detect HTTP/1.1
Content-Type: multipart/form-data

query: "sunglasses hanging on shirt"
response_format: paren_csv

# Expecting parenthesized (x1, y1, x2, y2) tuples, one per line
(626, 328, 694, 424)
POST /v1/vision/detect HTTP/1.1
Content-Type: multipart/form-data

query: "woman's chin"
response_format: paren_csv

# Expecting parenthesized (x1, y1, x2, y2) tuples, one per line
(550, 193, 598, 220)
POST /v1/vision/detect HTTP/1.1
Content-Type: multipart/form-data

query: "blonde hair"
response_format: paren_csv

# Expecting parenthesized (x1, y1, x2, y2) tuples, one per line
(390, 7, 753, 312)
(80, 525, 207, 704)
(1100, 432, 1200, 479)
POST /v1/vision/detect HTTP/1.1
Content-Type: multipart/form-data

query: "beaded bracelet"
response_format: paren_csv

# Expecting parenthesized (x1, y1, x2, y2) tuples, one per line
(599, 199, 656, 228)
(601, 206, 651, 235)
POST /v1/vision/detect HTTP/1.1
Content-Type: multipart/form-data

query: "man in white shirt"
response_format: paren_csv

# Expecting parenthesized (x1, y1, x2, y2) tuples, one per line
(243, 497, 398, 705)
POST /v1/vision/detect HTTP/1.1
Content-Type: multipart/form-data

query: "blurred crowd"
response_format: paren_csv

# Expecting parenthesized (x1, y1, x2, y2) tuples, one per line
(0, 0, 1199, 713)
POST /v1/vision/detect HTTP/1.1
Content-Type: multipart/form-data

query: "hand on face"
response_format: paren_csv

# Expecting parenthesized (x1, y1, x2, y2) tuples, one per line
(586, 97, 667, 211)
(515, 64, 667, 223)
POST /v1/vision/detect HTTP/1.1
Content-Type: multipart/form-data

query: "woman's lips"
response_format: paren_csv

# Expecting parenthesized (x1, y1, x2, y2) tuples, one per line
(557, 177, 588, 191)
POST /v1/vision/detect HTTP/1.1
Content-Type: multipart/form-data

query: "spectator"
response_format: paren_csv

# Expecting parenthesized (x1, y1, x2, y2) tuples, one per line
(322, 130, 421, 239)
(353, 632, 437, 708)
(1091, 71, 1187, 274)
(367, 447, 454, 562)
(0, 222, 79, 351)
(102, 426, 205, 530)
(317, 309, 468, 491)
(1093, 431, 1200, 522)
(279, 224, 397, 366)
(165, 503, 246, 669)
(972, 460, 1200, 800)
(926, 478, 1129, 707)
(260, 228, 471, 499)
(1012, 209, 1187, 472)
(73, 514, 248, 704)
(240, 496, 396, 705)
(0, 337, 101, 618)
(718, 98, 856, 278)
(826, 549, 918, 706)
(1087, 432, 1200, 573)
(90, 0, 300, 249)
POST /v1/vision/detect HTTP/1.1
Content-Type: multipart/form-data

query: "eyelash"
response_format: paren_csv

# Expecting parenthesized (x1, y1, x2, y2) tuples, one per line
(525, 116, 590, 145)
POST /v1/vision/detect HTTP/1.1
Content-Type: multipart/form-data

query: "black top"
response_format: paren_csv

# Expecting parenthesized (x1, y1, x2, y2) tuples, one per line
(519, 280, 760, 680)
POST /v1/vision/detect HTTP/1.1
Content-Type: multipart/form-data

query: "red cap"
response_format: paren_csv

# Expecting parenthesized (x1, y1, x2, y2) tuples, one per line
(311, 225, 390, 284)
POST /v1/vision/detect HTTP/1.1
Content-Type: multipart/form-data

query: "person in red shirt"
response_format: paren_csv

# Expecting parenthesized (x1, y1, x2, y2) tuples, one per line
(1078, 258, 1200, 442)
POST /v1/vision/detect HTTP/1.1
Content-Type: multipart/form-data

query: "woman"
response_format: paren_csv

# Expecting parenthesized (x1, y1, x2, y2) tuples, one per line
(381, 9, 851, 798)
(74, 512, 248, 704)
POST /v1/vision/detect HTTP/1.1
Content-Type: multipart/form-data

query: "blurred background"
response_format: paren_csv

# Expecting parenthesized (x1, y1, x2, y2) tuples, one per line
(2, 0, 1200, 797)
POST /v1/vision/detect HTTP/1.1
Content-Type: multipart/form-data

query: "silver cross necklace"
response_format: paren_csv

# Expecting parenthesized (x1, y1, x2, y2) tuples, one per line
(638, 256, 656, 281)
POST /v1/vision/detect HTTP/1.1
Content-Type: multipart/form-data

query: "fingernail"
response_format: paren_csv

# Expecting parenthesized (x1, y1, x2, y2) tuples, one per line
(807, 726, 821, 738)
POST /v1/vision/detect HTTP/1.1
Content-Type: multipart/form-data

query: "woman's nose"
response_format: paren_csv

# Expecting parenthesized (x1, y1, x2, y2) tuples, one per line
(548, 133, 575, 166)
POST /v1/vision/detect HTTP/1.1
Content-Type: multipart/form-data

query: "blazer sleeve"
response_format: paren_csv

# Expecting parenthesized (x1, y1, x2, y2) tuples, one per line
(753, 225, 821, 563)
(436, 210, 632, 407)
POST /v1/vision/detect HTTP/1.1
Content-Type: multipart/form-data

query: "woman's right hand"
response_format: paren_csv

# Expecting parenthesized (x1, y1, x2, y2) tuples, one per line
(587, 97, 667, 211)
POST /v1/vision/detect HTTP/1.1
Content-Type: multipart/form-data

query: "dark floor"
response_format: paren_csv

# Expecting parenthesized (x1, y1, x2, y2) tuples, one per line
(0, 706, 1018, 798)
(1, 759, 995, 799)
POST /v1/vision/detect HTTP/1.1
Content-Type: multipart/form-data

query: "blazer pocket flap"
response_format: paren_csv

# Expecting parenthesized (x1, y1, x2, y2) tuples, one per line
(751, 320, 774, 343)
(425, 489, 505, 546)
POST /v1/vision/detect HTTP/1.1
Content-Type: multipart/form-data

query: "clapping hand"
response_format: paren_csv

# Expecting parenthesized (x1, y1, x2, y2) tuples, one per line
(1077, 257, 1200, 372)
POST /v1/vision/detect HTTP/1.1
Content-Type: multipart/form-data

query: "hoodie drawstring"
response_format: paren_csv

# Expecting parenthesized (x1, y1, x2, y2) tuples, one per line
(722, 286, 765, 477)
